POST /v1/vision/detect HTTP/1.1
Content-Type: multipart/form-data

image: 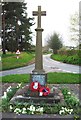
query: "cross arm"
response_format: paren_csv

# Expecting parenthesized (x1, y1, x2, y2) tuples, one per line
(41, 11, 46, 16)
(32, 11, 46, 16)
(32, 11, 38, 16)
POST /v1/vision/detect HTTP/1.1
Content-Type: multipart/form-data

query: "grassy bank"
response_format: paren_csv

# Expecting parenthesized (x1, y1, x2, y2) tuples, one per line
(1, 72, 80, 84)
(1, 52, 35, 71)
(51, 54, 81, 65)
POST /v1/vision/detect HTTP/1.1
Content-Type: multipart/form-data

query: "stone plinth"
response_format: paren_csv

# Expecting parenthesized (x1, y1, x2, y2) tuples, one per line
(10, 84, 64, 104)
(10, 96, 60, 104)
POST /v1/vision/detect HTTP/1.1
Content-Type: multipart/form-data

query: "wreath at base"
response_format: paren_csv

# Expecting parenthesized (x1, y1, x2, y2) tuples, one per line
(30, 81, 50, 96)
(30, 81, 41, 92)
(39, 87, 50, 96)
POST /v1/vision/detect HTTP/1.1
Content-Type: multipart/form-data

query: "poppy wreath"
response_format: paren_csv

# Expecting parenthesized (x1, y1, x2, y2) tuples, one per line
(30, 81, 41, 92)
(39, 87, 50, 96)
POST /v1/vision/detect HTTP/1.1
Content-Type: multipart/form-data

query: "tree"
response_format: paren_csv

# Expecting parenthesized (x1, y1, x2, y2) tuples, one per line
(2, 2, 6, 54)
(47, 32, 63, 54)
(70, 12, 79, 46)
(1, 2, 34, 53)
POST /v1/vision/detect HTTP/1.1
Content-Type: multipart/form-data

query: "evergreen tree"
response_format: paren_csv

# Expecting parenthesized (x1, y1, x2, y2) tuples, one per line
(2, 2, 34, 53)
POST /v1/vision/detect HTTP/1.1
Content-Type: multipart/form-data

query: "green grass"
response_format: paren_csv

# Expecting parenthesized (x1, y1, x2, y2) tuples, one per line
(1, 72, 81, 84)
(47, 72, 80, 84)
(51, 54, 81, 65)
(1, 52, 35, 71)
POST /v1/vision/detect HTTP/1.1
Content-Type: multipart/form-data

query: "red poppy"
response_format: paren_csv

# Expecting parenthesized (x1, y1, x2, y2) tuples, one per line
(30, 81, 41, 92)
(39, 87, 50, 96)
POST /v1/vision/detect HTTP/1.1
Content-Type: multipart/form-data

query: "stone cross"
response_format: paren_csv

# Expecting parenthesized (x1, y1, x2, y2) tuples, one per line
(33, 6, 46, 28)
(32, 6, 46, 74)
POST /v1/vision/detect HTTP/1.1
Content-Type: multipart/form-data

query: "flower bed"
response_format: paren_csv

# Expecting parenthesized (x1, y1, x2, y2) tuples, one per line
(1, 83, 81, 118)
(1, 83, 22, 112)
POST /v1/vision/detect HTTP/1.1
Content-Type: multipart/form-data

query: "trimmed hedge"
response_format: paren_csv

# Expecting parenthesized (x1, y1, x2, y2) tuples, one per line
(58, 49, 81, 56)
(51, 49, 81, 65)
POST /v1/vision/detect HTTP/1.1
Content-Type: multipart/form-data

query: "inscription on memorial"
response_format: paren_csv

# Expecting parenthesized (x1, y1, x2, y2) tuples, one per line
(31, 74, 47, 86)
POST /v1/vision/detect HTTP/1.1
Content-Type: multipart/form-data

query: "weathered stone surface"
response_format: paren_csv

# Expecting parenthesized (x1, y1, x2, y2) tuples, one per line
(32, 6, 46, 74)
(11, 96, 61, 104)
(10, 84, 64, 104)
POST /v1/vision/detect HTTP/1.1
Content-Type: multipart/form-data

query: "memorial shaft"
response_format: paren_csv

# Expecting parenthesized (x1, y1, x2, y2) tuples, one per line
(32, 6, 46, 73)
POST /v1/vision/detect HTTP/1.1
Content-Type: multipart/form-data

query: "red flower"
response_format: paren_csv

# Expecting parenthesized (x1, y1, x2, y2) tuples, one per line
(30, 81, 41, 92)
(39, 87, 50, 96)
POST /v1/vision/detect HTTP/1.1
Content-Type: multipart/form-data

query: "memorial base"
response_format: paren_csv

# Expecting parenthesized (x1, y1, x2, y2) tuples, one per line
(30, 73, 47, 86)
(10, 84, 64, 104)
(32, 69, 45, 74)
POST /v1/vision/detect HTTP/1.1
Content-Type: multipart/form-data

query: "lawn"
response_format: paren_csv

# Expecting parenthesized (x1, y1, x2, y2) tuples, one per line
(1, 72, 81, 84)
(1, 52, 35, 71)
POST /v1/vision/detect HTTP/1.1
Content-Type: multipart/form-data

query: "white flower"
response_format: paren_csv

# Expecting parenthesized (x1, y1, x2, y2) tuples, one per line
(2, 92, 7, 98)
(59, 110, 65, 115)
(31, 111, 34, 114)
(22, 108, 27, 114)
(64, 107, 68, 112)
(70, 109, 73, 112)
(22, 108, 26, 111)
(69, 111, 72, 114)
(7, 86, 12, 92)
(68, 108, 73, 114)
(39, 107, 43, 112)
(36, 107, 43, 114)
(10, 105, 13, 110)
(14, 108, 21, 114)
(22, 111, 27, 114)
(62, 107, 65, 110)
(67, 92, 71, 95)
(59, 107, 73, 115)
(17, 83, 21, 88)
(27, 105, 35, 114)
(30, 105, 35, 111)
(17, 86, 19, 88)
(18, 83, 21, 87)
(8, 86, 12, 89)
(66, 108, 69, 112)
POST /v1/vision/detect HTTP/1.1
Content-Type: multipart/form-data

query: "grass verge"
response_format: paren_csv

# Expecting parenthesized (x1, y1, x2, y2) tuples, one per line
(51, 54, 81, 65)
(1, 52, 35, 71)
(1, 72, 81, 84)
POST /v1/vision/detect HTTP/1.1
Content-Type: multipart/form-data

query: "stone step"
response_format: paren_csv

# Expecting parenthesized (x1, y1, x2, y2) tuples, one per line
(10, 95, 61, 104)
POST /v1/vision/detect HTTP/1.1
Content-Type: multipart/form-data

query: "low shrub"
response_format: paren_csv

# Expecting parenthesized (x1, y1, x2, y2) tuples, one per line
(58, 49, 80, 56)
(61, 88, 80, 107)
(1, 83, 22, 112)
(51, 54, 81, 65)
